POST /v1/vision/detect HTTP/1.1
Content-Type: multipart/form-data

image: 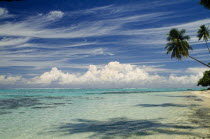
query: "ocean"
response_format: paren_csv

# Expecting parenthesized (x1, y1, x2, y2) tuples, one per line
(0, 88, 209, 139)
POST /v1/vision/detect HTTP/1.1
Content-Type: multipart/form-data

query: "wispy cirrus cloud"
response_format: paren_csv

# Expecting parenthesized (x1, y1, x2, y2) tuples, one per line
(0, 12, 169, 39)
(0, 47, 112, 69)
(118, 19, 210, 46)
(0, 6, 173, 71)
(0, 37, 31, 47)
(0, 7, 14, 19)
(0, 3, 206, 46)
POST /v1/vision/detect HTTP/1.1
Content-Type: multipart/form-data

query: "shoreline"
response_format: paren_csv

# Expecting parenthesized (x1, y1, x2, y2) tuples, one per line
(188, 90, 210, 138)
(189, 90, 210, 107)
(190, 90, 210, 99)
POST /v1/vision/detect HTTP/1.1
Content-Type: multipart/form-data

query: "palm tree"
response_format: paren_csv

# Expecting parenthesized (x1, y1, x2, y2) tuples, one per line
(197, 25, 210, 52)
(165, 28, 210, 68)
(200, 0, 210, 9)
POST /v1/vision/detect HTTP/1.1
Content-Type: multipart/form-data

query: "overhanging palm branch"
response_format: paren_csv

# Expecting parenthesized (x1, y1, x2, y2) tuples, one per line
(165, 28, 210, 68)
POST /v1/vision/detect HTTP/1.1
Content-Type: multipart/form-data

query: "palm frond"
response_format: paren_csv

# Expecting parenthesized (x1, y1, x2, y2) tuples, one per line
(165, 28, 191, 60)
(197, 24, 210, 41)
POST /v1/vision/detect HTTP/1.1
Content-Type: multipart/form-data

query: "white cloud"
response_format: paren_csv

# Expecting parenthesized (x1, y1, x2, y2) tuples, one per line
(0, 75, 22, 85)
(116, 18, 210, 48)
(29, 67, 77, 85)
(0, 61, 207, 88)
(19, 61, 206, 88)
(71, 0, 188, 17)
(0, 48, 110, 69)
(0, 7, 13, 19)
(0, 10, 65, 38)
(0, 5, 208, 85)
(0, 5, 207, 48)
(0, 6, 169, 39)
(0, 37, 30, 47)
(0, 8, 8, 16)
(191, 48, 209, 54)
(46, 11, 64, 21)
(185, 67, 209, 74)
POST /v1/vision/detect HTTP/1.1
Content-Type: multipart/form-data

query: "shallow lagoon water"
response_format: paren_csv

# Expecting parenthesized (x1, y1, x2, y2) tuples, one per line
(0, 89, 209, 139)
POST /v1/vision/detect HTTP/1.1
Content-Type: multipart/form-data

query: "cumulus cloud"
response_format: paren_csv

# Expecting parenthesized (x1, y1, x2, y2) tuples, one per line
(0, 62, 207, 89)
(12, 61, 204, 89)
(0, 75, 22, 85)
(185, 67, 209, 74)
(29, 67, 77, 85)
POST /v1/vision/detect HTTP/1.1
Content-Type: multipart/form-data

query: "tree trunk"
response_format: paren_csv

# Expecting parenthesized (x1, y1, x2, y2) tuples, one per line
(205, 40, 210, 52)
(188, 55, 210, 68)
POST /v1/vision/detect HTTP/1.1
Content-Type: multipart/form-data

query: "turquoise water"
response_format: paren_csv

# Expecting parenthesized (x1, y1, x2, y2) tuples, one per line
(0, 88, 209, 139)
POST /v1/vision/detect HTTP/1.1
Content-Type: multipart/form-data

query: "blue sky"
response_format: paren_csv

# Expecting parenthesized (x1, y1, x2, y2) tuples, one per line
(0, 0, 209, 88)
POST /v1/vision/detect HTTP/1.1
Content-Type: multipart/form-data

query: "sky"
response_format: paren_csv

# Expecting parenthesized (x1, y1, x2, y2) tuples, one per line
(0, 0, 209, 89)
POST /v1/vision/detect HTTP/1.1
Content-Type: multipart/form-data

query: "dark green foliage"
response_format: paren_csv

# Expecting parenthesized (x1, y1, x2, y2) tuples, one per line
(197, 25, 210, 41)
(165, 28, 192, 60)
(197, 70, 210, 87)
(200, 0, 210, 9)
(197, 25, 210, 52)
(165, 28, 210, 67)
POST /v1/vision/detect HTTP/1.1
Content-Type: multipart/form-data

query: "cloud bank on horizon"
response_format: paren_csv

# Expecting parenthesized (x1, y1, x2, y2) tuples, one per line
(0, 61, 208, 88)
(0, 0, 209, 88)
